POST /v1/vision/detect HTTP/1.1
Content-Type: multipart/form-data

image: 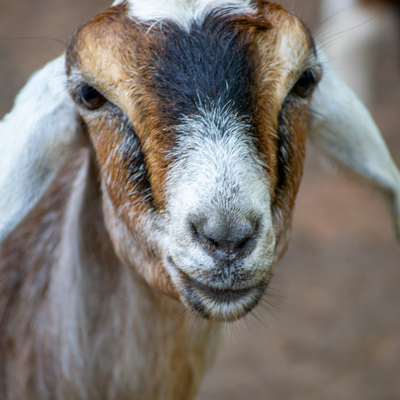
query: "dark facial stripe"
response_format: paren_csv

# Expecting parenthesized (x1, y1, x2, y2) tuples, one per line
(143, 13, 268, 125)
(274, 109, 293, 203)
(120, 122, 153, 204)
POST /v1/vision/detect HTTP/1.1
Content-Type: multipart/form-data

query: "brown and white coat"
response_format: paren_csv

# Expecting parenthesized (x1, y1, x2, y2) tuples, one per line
(0, 0, 399, 399)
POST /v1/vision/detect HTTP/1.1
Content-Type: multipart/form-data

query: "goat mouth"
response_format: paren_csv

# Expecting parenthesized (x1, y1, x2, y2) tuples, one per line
(177, 269, 266, 322)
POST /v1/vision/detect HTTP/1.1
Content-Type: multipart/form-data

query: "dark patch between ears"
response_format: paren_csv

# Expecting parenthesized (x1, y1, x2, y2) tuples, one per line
(144, 12, 267, 125)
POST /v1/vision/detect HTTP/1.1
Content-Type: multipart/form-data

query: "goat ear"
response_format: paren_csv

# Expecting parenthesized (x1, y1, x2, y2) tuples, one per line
(309, 53, 400, 242)
(0, 55, 81, 244)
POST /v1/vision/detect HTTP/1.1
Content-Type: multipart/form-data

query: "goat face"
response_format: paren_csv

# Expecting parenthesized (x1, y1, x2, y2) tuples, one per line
(65, 2, 320, 321)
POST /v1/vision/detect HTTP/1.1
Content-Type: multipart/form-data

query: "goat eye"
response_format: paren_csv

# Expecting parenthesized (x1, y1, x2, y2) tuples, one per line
(292, 70, 316, 98)
(80, 85, 106, 110)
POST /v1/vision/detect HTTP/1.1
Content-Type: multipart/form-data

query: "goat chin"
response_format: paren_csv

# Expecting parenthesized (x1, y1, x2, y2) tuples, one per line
(177, 269, 269, 322)
(1, 0, 399, 399)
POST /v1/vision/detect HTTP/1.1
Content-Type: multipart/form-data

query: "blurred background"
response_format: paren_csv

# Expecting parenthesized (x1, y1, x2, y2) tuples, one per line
(1, 0, 400, 399)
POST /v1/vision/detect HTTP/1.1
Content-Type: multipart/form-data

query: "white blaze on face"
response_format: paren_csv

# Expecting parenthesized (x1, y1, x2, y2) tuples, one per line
(164, 107, 276, 291)
(112, 0, 257, 31)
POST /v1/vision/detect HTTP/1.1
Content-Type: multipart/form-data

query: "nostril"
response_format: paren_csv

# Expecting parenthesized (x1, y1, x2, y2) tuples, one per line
(190, 222, 202, 244)
(234, 234, 251, 252)
(189, 216, 260, 259)
(190, 222, 218, 250)
(207, 238, 219, 250)
(232, 219, 260, 252)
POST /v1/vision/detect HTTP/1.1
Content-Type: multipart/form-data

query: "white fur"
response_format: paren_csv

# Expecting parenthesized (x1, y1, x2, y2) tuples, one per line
(0, 55, 80, 245)
(164, 107, 276, 318)
(310, 48, 400, 239)
(26, 151, 221, 398)
(112, 0, 257, 30)
(1, 3, 400, 397)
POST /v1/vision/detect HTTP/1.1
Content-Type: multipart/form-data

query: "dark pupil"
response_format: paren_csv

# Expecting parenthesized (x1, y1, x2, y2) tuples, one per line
(293, 70, 315, 98)
(81, 85, 106, 109)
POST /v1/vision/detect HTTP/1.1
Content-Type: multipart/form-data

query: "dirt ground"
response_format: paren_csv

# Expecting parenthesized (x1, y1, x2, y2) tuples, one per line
(1, 0, 400, 399)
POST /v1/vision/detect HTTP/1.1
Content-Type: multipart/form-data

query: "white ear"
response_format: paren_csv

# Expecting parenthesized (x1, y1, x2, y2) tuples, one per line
(309, 52, 400, 241)
(0, 55, 81, 244)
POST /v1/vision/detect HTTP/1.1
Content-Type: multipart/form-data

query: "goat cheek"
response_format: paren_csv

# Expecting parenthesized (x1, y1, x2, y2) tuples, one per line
(272, 111, 307, 232)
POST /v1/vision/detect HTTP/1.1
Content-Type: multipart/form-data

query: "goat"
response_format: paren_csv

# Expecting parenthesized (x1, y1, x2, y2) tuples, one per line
(0, 0, 399, 399)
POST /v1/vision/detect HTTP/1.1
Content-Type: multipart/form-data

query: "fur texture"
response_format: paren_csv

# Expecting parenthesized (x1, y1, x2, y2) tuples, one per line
(0, 1, 399, 399)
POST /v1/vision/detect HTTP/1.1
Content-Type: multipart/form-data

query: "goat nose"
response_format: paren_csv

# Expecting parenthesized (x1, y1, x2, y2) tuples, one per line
(190, 215, 259, 260)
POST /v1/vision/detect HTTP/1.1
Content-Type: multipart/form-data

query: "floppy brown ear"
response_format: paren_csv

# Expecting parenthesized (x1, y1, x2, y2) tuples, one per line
(309, 52, 400, 241)
(0, 55, 82, 246)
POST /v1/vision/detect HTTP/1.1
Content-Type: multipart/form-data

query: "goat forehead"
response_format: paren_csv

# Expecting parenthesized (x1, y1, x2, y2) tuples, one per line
(72, 5, 312, 117)
(136, 17, 264, 125)
(112, 0, 257, 30)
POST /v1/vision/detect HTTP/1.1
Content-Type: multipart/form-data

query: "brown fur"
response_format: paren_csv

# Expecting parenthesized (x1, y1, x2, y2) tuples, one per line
(0, 149, 219, 399)
(0, 2, 319, 398)
(66, 2, 317, 271)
